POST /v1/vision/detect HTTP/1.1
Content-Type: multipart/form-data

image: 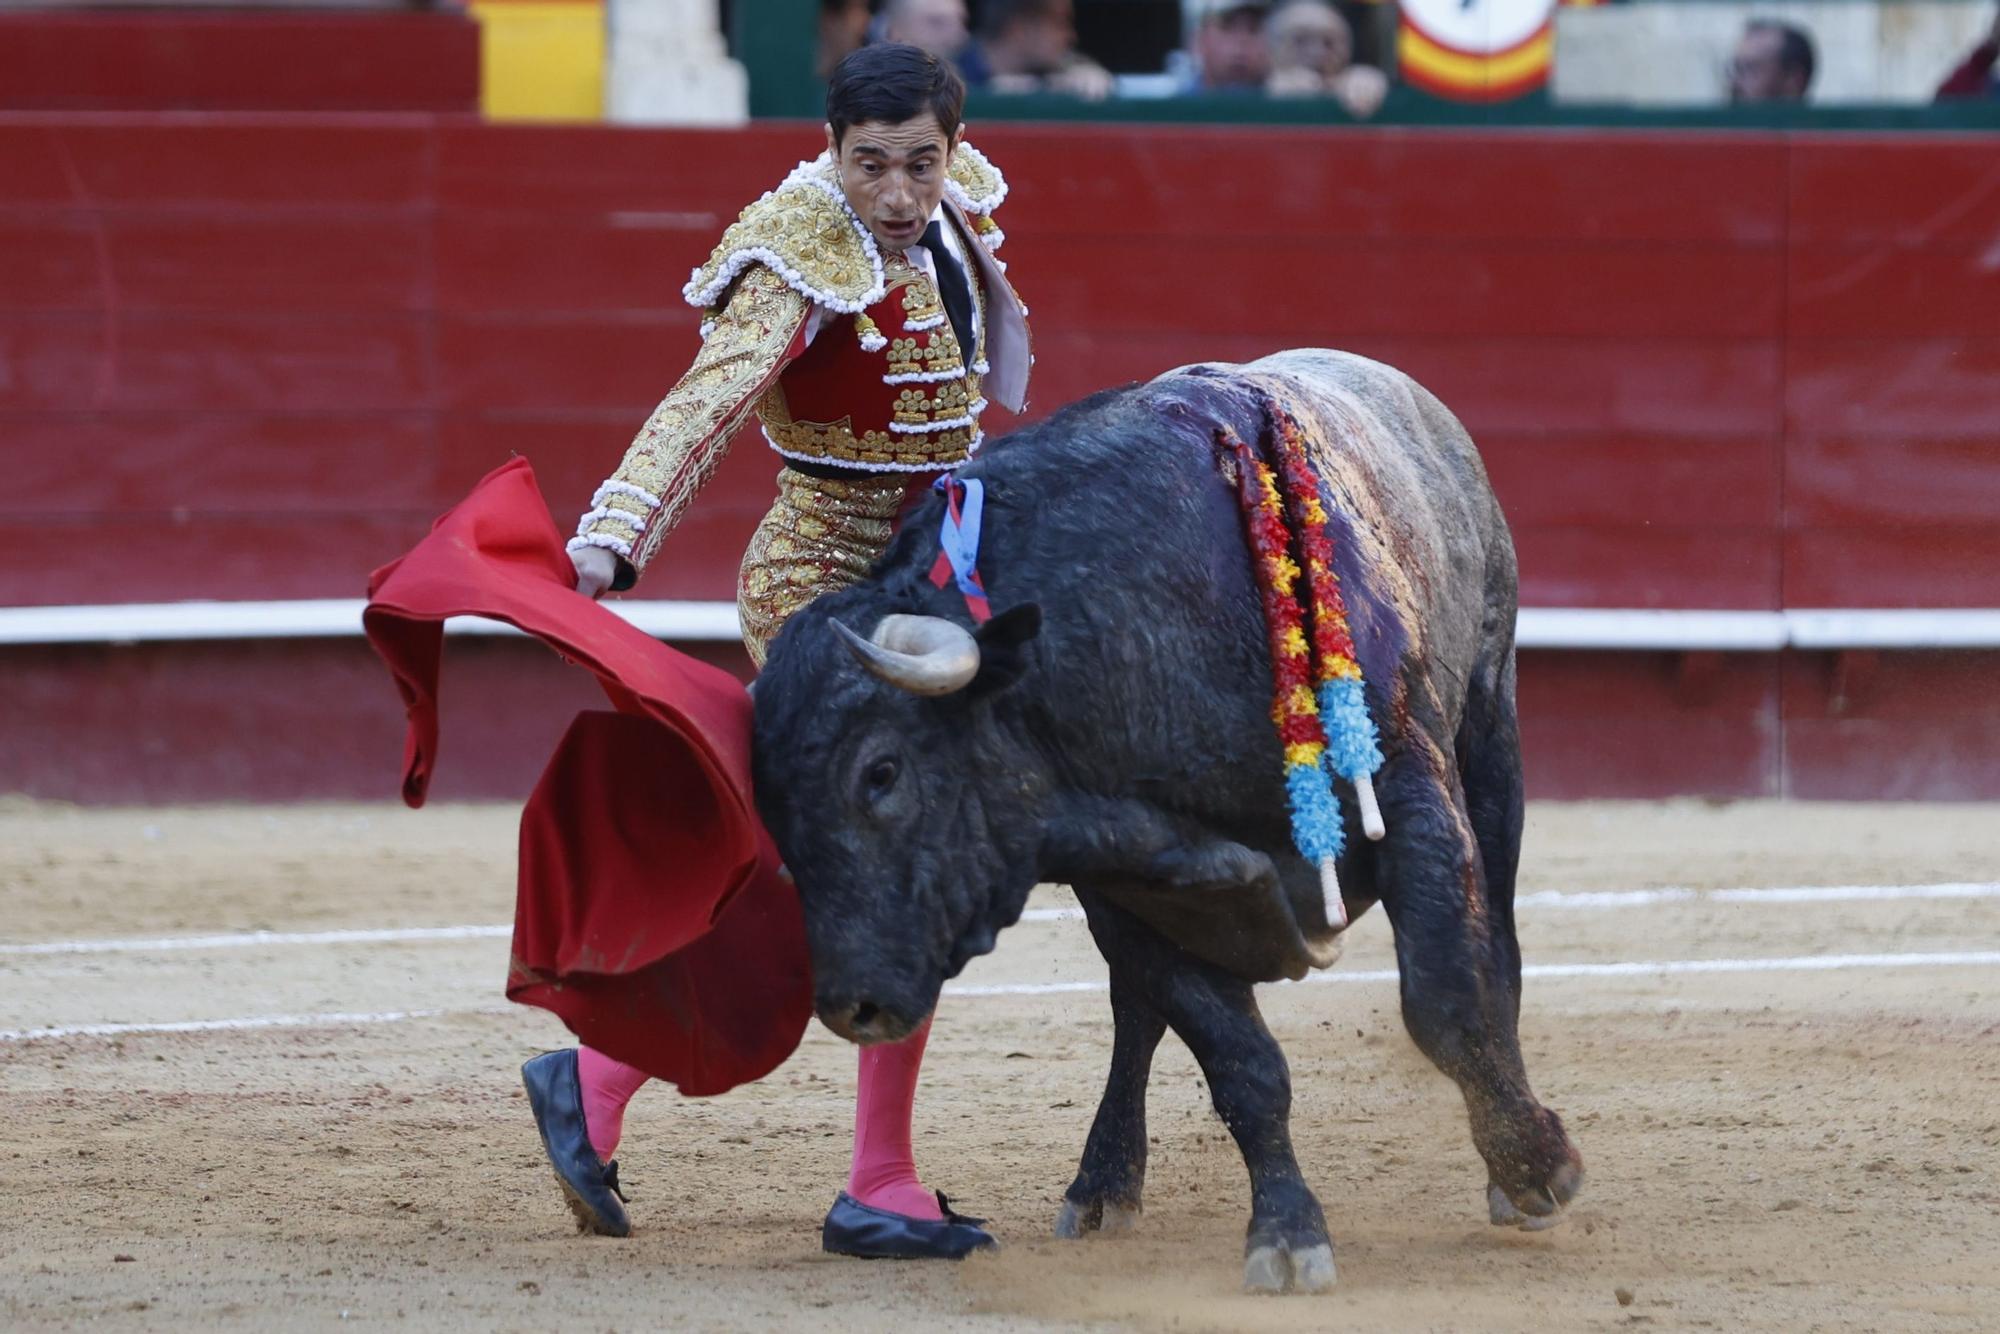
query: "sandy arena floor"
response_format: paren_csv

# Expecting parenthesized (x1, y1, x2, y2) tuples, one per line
(2, 798, 1997, 1332)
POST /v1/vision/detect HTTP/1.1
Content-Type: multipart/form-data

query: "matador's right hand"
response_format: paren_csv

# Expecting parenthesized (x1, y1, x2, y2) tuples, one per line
(569, 545, 619, 601)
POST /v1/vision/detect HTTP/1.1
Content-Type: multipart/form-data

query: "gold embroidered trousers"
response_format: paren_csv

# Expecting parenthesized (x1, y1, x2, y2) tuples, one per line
(737, 469, 917, 667)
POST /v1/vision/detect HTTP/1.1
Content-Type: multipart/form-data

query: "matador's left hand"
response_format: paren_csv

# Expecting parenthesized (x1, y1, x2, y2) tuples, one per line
(570, 546, 619, 600)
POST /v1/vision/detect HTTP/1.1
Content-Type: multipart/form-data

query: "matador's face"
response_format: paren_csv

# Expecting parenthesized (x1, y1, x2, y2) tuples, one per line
(827, 113, 964, 255)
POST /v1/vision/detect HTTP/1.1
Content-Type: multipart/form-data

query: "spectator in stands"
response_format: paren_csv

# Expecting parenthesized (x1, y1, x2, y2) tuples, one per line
(1935, 7, 2000, 100)
(884, 0, 971, 63)
(1182, 0, 1272, 93)
(1726, 19, 1815, 103)
(960, 0, 1116, 100)
(818, 0, 872, 80)
(1264, 0, 1388, 118)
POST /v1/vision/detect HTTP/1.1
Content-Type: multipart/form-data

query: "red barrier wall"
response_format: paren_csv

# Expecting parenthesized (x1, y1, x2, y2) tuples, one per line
(3, 116, 1997, 802)
(0, 14, 479, 114)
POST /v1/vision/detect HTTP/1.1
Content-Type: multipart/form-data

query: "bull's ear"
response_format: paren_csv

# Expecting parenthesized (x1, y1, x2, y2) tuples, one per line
(970, 603, 1042, 696)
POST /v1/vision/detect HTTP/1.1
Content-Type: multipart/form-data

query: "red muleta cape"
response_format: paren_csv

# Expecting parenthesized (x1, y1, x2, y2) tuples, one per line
(362, 457, 810, 1097)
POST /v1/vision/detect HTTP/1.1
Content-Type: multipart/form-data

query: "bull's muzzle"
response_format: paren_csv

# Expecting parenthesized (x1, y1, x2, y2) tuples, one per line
(815, 993, 927, 1047)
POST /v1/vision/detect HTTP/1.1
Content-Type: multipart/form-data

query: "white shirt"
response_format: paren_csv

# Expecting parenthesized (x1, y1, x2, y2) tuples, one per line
(802, 203, 973, 346)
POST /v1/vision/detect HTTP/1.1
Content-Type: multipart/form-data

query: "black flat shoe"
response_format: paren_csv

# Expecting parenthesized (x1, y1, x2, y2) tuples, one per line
(520, 1050, 631, 1237)
(821, 1191, 998, 1260)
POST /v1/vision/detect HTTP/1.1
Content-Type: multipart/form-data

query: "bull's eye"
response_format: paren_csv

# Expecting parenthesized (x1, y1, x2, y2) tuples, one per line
(864, 757, 900, 800)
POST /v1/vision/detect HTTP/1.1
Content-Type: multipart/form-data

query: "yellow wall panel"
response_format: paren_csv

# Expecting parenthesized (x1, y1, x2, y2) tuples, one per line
(470, 0, 604, 122)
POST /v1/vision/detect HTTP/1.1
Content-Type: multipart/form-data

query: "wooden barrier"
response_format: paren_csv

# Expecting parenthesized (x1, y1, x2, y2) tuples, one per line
(3, 117, 1996, 800)
(0, 12, 479, 114)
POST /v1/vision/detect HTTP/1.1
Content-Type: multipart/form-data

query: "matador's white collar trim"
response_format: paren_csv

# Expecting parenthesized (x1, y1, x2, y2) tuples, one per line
(684, 142, 1008, 318)
(682, 156, 887, 316)
(944, 142, 1008, 216)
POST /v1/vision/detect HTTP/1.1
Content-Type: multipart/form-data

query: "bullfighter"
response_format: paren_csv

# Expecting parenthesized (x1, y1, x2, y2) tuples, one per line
(519, 41, 1029, 1261)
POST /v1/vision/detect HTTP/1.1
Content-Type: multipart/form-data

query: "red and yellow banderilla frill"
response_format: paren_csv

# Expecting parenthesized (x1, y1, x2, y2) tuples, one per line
(1220, 407, 1385, 929)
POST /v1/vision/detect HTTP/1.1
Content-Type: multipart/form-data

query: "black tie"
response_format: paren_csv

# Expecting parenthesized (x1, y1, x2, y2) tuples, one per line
(918, 220, 977, 365)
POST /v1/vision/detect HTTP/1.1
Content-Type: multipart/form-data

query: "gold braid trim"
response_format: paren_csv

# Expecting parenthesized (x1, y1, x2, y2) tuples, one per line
(576, 264, 809, 577)
(683, 157, 882, 315)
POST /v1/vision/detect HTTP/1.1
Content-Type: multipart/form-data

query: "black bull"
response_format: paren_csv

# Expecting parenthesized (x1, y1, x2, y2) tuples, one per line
(751, 349, 1584, 1291)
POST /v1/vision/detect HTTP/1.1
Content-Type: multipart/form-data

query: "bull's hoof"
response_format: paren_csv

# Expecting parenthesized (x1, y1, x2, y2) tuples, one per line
(1243, 1241, 1337, 1295)
(1486, 1156, 1584, 1231)
(1053, 1196, 1141, 1239)
(1487, 1185, 1561, 1230)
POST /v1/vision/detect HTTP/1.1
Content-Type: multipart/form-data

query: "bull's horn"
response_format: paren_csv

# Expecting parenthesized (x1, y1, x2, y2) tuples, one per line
(832, 614, 981, 696)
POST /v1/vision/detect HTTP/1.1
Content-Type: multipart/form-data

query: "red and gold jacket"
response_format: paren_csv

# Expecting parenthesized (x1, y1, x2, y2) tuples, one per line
(569, 144, 1030, 579)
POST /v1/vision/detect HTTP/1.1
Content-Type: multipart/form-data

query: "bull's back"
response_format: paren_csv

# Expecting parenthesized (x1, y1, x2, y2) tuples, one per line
(1155, 349, 1515, 712)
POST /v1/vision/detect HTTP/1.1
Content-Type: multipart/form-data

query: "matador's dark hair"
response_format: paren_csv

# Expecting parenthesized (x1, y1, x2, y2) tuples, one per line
(827, 42, 967, 148)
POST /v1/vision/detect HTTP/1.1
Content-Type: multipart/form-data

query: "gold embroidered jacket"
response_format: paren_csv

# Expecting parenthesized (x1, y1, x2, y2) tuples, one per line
(569, 145, 1031, 582)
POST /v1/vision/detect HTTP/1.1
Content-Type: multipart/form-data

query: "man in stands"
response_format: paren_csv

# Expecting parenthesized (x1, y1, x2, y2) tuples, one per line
(1263, 0, 1388, 118)
(1726, 19, 1816, 103)
(959, 0, 1116, 99)
(522, 42, 1029, 1262)
(818, 0, 872, 79)
(882, 0, 971, 64)
(1182, 0, 1272, 92)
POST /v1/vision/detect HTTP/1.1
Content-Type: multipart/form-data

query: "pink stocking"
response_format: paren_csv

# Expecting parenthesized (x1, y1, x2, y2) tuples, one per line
(575, 1046, 651, 1162)
(844, 1017, 944, 1220)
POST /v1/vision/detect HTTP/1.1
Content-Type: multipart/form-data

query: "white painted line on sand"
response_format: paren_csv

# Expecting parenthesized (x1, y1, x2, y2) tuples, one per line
(948, 949, 2000, 998)
(0, 924, 514, 957)
(1515, 882, 2000, 911)
(948, 978, 1112, 997)
(1502, 950, 2000, 979)
(0, 1008, 465, 1043)
(1022, 882, 2000, 922)
(1706, 883, 2000, 905)
(5, 950, 1996, 1045)
(4, 882, 1996, 959)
